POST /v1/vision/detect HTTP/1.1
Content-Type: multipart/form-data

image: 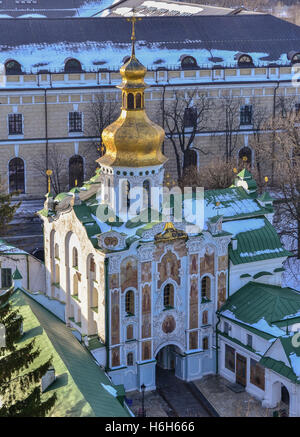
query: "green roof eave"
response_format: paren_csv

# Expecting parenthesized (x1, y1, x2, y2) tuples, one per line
(220, 314, 275, 340)
(259, 356, 299, 383)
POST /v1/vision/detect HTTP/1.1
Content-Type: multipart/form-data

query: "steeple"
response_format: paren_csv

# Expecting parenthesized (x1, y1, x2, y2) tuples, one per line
(97, 16, 167, 168)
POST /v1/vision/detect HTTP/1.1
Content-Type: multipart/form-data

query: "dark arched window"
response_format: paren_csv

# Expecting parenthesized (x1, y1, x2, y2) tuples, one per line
(127, 93, 134, 109)
(239, 147, 252, 165)
(125, 290, 134, 315)
(136, 93, 142, 109)
(122, 180, 130, 211)
(143, 180, 151, 209)
(64, 59, 82, 73)
(5, 60, 22, 75)
(238, 54, 253, 67)
(203, 336, 209, 350)
(69, 155, 84, 189)
(163, 283, 174, 308)
(9, 157, 25, 193)
(184, 149, 197, 169)
(201, 276, 211, 300)
(122, 92, 126, 108)
(181, 56, 197, 70)
(127, 352, 134, 366)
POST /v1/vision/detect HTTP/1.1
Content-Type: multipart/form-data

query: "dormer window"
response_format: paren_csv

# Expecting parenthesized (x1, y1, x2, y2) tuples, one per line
(238, 54, 253, 67)
(181, 56, 198, 70)
(64, 59, 82, 73)
(5, 60, 22, 75)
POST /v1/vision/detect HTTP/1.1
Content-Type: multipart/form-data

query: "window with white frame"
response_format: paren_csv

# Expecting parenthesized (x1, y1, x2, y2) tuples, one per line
(8, 113, 23, 135)
(69, 111, 83, 132)
(240, 105, 252, 125)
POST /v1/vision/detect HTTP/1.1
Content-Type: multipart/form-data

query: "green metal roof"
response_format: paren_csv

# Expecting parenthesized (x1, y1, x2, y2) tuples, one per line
(258, 192, 273, 203)
(12, 289, 129, 417)
(225, 217, 291, 265)
(219, 282, 300, 337)
(260, 336, 300, 383)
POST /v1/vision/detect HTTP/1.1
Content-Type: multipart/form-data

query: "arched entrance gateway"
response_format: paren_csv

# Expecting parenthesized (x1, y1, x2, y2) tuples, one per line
(155, 342, 185, 385)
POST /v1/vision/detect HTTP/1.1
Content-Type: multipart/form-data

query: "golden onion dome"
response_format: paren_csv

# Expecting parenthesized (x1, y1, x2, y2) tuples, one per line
(97, 19, 167, 168)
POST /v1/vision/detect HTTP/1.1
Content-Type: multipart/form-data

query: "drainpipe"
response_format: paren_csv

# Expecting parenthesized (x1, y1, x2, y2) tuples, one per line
(271, 81, 280, 184)
(26, 253, 29, 290)
(104, 257, 110, 371)
(215, 313, 221, 375)
(44, 88, 49, 193)
(227, 244, 231, 299)
(161, 84, 166, 154)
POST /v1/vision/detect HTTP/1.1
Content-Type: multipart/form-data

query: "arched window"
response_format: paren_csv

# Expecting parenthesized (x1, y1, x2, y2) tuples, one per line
(9, 157, 25, 193)
(69, 155, 84, 189)
(291, 53, 300, 64)
(201, 276, 211, 300)
(136, 93, 142, 109)
(202, 310, 208, 325)
(127, 93, 134, 109)
(54, 243, 59, 259)
(90, 257, 95, 273)
(238, 147, 252, 165)
(203, 336, 209, 350)
(181, 56, 197, 70)
(127, 352, 134, 366)
(127, 324, 134, 340)
(64, 59, 82, 73)
(125, 290, 134, 315)
(143, 180, 151, 209)
(183, 149, 198, 169)
(122, 180, 130, 211)
(238, 54, 253, 66)
(5, 60, 22, 75)
(72, 247, 78, 268)
(122, 92, 126, 108)
(163, 283, 174, 308)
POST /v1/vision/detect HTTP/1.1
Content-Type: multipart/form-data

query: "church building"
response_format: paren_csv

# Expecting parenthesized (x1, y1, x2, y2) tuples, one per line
(34, 22, 300, 415)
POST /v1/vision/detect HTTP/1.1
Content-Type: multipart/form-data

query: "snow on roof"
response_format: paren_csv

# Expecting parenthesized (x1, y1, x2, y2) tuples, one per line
(289, 353, 300, 379)
(222, 309, 285, 338)
(222, 218, 265, 237)
(0, 15, 296, 72)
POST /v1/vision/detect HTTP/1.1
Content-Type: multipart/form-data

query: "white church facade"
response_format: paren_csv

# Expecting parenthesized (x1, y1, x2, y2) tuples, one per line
(2, 25, 300, 416)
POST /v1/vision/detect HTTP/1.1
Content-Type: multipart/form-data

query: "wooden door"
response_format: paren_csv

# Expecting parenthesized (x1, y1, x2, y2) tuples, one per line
(236, 354, 247, 386)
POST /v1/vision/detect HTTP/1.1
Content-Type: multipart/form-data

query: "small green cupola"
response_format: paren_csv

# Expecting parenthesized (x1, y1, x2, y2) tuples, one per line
(234, 169, 257, 197)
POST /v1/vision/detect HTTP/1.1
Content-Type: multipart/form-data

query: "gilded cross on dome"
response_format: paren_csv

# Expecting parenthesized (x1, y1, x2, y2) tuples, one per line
(127, 10, 142, 56)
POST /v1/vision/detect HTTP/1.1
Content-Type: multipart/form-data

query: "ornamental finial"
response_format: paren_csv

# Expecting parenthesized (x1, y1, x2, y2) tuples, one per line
(127, 10, 141, 57)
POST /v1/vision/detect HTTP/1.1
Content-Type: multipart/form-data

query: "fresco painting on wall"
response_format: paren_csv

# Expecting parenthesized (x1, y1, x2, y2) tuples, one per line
(142, 341, 152, 361)
(111, 347, 120, 367)
(142, 284, 151, 338)
(158, 250, 181, 288)
(218, 272, 227, 310)
(218, 255, 228, 271)
(190, 254, 198, 275)
(111, 290, 120, 345)
(189, 331, 198, 350)
(162, 315, 176, 334)
(141, 261, 152, 283)
(121, 257, 138, 292)
(189, 277, 198, 329)
(109, 273, 119, 290)
(200, 246, 215, 276)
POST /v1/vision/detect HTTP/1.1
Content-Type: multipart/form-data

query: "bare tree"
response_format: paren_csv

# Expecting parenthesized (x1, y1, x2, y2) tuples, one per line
(32, 145, 69, 195)
(217, 94, 242, 162)
(84, 93, 120, 158)
(262, 110, 300, 259)
(180, 156, 245, 190)
(162, 90, 212, 180)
